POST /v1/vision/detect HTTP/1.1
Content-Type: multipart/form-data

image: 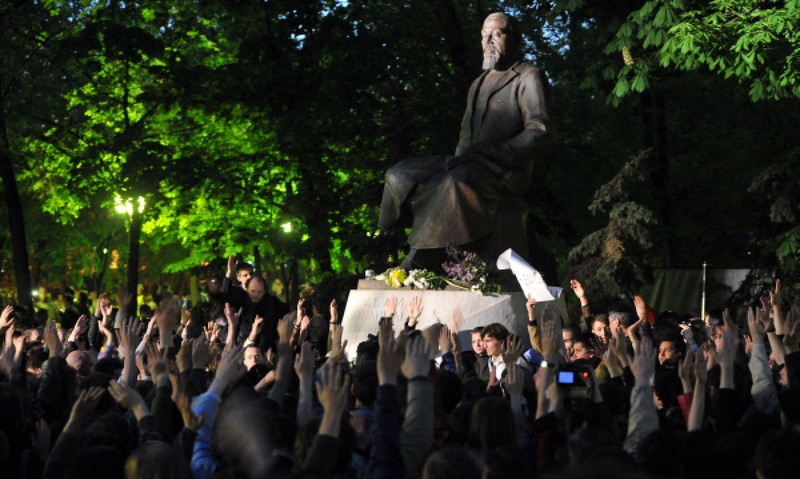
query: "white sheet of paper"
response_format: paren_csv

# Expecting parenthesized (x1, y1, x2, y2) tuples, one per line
(496, 249, 555, 301)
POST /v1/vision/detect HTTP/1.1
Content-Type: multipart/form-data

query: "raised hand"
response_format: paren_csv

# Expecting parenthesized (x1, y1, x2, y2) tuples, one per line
(294, 341, 315, 380)
(438, 324, 452, 353)
(377, 317, 403, 385)
(299, 315, 311, 333)
(525, 295, 537, 321)
(226, 255, 236, 278)
(401, 335, 435, 380)
(0, 305, 13, 329)
(386, 296, 398, 319)
(145, 342, 169, 382)
(64, 387, 105, 433)
(296, 298, 306, 327)
(12, 333, 25, 366)
(315, 359, 351, 437)
(108, 380, 148, 413)
(175, 338, 193, 373)
(0, 324, 16, 376)
(68, 315, 89, 343)
(117, 285, 132, 313)
(629, 335, 657, 386)
(118, 317, 144, 357)
(44, 322, 63, 358)
(627, 316, 645, 353)
(717, 309, 740, 366)
(602, 342, 621, 377)
(634, 295, 648, 322)
(540, 306, 562, 362)
(569, 279, 586, 302)
(330, 323, 347, 360)
(97, 319, 115, 347)
(450, 330, 461, 355)
(503, 334, 523, 364)
(157, 297, 182, 335)
(408, 296, 423, 327)
(249, 315, 265, 342)
(772, 279, 786, 335)
(329, 299, 339, 325)
(450, 307, 464, 332)
(99, 296, 113, 321)
(747, 307, 767, 345)
(192, 336, 213, 370)
(209, 345, 244, 397)
(783, 305, 800, 354)
(176, 393, 204, 432)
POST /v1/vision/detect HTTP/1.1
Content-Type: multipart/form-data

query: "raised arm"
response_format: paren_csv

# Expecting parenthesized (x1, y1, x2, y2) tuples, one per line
(266, 315, 294, 405)
(118, 317, 144, 386)
(294, 341, 315, 427)
(687, 348, 708, 431)
(400, 335, 436, 479)
(623, 335, 658, 457)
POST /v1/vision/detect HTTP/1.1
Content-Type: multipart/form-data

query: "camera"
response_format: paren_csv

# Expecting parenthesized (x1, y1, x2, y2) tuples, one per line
(543, 361, 594, 398)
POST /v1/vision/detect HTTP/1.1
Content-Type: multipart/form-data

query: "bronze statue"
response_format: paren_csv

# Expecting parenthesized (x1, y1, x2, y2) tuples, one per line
(378, 12, 554, 270)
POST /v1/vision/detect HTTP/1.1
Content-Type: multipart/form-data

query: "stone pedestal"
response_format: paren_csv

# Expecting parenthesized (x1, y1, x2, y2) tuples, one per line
(341, 281, 568, 361)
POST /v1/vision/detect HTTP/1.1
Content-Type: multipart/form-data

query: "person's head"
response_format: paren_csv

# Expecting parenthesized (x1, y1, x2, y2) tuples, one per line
(245, 276, 266, 303)
(562, 324, 580, 358)
(481, 323, 510, 358)
(568, 426, 621, 465)
(26, 345, 48, 376)
(235, 262, 254, 286)
(483, 445, 533, 479)
(125, 441, 190, 479)
(308, 316, 327, 342)
(481, 12, 520, 71)
(243, 345, 264, 371)
(23, 328, 42, 344)
(467, 396, 515, 456)
(67, 350, 96, 379)
(705, 308, 724, 339)
(422, 447, 480, 479)
(608, 308, 632, 330)
(591, 315, 609, 344)
(657, 339, 678, 366)
(571, 335, 594, 361)
(352, 360, 378, 408)
(755, 428, 800, 479)
(63, 287, 75, 304)
(471, 327, 485, 355)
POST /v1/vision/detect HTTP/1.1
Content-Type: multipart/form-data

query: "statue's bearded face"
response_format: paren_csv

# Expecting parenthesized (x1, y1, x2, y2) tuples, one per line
(482, 14, 510, 70)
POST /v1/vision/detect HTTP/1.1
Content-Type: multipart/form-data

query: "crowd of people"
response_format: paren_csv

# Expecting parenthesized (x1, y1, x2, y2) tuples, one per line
(0, 258, 798, 479)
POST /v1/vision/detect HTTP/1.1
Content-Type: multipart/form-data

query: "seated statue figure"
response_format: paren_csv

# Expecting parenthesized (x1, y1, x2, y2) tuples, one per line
(378, 12, 554, 270)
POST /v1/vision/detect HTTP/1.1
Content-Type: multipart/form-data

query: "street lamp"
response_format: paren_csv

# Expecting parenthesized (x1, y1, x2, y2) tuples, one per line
(115, 195, 145, 316)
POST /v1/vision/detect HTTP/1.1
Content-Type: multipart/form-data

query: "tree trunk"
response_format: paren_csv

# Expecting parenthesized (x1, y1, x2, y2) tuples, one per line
(640, 90, 673, 266)
(0, 107, 34, 321)
(127, 208, 141, 316)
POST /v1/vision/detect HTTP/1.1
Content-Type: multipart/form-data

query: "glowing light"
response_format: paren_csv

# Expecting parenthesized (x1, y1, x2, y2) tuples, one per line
(114, 195, 146, 216)
(281, 222, 292, 233)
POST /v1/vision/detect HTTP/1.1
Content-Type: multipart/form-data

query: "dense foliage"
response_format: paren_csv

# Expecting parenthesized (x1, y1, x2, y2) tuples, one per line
(0, 0, 798, 306)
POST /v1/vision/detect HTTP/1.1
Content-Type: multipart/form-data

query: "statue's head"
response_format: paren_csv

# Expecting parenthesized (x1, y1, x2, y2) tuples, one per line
(481, 12, 521, 71)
